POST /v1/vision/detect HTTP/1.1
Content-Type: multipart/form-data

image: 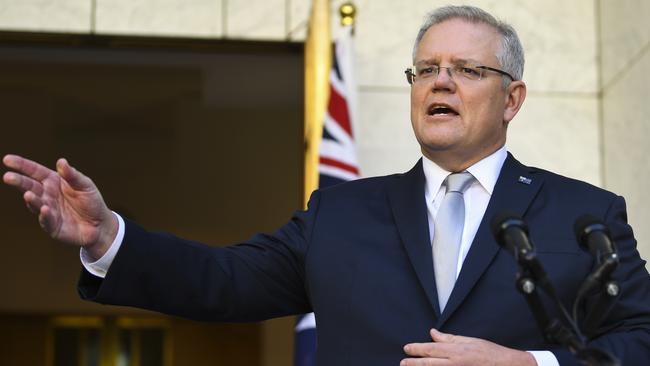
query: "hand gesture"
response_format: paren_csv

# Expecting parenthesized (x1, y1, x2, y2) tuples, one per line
(401, 329, 537, 366)
(3, 154, 117, 259)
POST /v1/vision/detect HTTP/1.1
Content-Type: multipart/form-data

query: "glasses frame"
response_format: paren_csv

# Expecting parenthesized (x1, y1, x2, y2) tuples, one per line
(404, 64, 515, 85)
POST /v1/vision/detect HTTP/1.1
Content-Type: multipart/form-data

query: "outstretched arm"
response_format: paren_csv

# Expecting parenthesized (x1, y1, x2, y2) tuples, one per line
(3, 154, 117, 260)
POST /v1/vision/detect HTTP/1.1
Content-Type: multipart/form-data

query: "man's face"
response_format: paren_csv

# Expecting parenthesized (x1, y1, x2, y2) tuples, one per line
(410, 19, 519, 171)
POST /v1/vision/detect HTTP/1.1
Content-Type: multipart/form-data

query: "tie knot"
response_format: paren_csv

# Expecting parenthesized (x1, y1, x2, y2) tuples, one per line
(445, 172, 474, 194)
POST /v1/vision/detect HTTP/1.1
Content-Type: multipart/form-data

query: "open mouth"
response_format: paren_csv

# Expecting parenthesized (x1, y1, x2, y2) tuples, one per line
(427, 103, 459, 116)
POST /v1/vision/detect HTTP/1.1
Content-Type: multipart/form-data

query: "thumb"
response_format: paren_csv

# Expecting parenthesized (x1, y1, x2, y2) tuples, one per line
(430, 328, 454, 343)
(56, 158, 94, 191)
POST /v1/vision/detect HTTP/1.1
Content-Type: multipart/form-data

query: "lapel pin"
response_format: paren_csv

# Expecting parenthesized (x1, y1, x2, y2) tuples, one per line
(518, 176, 532, 185)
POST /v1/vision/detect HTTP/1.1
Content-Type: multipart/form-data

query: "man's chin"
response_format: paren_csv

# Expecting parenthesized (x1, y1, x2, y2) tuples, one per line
(419, 143, 463, 162)
(416, 131, 463, 153)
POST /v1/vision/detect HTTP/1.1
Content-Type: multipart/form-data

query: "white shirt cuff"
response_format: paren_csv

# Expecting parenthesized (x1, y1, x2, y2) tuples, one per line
(528, 350, 559, 366)
(79, 211, 125, 278)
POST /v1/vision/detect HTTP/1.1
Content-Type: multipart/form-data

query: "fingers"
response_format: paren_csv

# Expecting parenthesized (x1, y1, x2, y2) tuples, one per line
(404, 342, 439, 357)
(3, 154, 53, 182)
(24, 191, 44, 214)
(23, 191, 58, 236)
(3, 154, 50, 196)
(401, 353, 450, 366)
(430, 329, 453, 343)
(430, 328, 470, 344)
(56, 158, 95, 191)
(4, 171, 45, 195)
(38, 205, 57, 234)
(3, 154, 93, 192)
(404, 341, 454, 358)
(400, 360, 447, 366)
(401, 329, 468, 365)
(404, 330, 517, 366)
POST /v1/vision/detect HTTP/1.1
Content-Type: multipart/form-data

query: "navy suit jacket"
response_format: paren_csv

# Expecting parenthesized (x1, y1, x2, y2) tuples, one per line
(79, 154, 650, 365)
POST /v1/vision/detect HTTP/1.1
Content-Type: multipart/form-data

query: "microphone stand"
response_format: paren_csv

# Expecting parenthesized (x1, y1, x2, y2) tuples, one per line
(573, 253, 621, 338)
(512, 248, 621, 366)
(580, 279, 620, 338)
(514, 249, 584, 351)
(492, 213, 622, 365)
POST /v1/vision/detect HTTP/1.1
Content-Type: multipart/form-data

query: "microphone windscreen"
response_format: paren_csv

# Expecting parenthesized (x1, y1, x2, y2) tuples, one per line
(574, 214, 607, 244)
(490, 210, 525, 239)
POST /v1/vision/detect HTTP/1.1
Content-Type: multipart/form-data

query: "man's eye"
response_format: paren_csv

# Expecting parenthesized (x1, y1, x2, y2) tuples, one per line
(459, 67, 481, 78)
(418, 67, 434, 76)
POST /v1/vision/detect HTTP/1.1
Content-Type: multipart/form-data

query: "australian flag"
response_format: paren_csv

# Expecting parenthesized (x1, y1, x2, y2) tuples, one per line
(294, 25, 359, 366)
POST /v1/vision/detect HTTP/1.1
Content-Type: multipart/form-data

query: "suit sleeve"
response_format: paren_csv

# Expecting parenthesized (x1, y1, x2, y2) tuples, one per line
(553, 196, 650, 365)
(78, 191, 322, 322)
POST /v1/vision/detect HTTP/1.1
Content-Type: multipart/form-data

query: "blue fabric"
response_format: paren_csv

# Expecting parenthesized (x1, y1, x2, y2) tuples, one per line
(293, 175, 349, 366)
(318, 174, 347, 190)
(294, 326, 318, 366)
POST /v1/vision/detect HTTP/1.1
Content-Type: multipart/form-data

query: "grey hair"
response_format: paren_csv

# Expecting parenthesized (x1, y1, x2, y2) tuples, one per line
(412, 5, 524, 87)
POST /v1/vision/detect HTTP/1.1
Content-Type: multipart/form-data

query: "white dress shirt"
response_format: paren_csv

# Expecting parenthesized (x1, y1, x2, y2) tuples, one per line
(80, 211, 124, 277)
(422, 146, 505, 279)
(82, 146, 557, 365)
(422, 145, 558, 366)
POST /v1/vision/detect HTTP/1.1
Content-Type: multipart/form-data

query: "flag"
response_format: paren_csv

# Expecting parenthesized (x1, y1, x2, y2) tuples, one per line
(294, 24, 358, 366)
(318, 26, 358, 187)
(303, 0, 332, 207)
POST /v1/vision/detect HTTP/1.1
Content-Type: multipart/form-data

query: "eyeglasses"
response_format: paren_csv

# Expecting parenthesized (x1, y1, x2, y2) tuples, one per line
(404, 63, 515, 85)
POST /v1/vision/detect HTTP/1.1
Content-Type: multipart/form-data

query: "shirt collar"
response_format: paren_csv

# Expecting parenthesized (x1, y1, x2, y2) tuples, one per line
(422, 146, 507, 202)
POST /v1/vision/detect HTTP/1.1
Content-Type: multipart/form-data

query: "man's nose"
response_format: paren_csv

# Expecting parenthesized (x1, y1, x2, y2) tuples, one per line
(432, 67, 455, 91)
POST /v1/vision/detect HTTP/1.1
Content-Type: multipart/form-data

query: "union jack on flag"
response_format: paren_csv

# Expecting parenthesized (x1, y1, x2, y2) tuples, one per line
(318, 27, 359, 187)
(294, 25, 359, 366)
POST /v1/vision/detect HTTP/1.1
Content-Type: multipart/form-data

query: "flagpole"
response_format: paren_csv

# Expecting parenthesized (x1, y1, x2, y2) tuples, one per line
(303, 0, 332, 207)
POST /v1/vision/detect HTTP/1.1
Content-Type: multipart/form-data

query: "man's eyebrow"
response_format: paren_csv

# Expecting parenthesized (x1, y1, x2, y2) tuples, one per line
(449, 57, 481, 65)
(414, 59, 438, 66)
(414, 57, 482, 66)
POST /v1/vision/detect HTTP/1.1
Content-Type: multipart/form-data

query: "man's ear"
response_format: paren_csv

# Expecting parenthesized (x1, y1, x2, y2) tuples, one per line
(503, 80, 526, 124)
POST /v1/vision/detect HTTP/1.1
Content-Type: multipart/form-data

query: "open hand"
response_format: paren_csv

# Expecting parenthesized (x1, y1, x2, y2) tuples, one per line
(3, 154, 117, 259)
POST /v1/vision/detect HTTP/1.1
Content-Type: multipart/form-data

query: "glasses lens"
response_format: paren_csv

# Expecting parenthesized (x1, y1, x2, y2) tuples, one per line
(415, 65, 437, 81)
(408, 62, 514, 84)
(453, 66, 483, 80)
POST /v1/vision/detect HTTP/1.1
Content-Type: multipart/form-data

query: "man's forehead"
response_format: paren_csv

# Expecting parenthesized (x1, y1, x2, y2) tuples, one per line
(422, 18, 499, 38)
(415, 19, 500, 60)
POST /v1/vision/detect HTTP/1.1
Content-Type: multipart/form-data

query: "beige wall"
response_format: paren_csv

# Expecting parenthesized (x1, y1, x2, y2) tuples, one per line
(599, 0, 650, 263)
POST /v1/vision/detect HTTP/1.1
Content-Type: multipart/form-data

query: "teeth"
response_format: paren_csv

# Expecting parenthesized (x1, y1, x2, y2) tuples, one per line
(428, 104, 457, 116)
(429, 104, 457, 116)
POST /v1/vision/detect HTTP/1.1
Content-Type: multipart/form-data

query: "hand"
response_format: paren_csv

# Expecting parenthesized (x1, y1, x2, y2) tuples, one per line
(401, 329, 537, 366)
(3, 154, 117, 259)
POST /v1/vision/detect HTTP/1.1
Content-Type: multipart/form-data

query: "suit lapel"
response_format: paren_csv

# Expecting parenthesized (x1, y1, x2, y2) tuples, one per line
(387, 159, 442, 315)
(435, 153, 544, 327)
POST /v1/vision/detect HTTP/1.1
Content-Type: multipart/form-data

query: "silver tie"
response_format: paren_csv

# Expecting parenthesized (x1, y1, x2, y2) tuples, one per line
(432, 172, 475, 311)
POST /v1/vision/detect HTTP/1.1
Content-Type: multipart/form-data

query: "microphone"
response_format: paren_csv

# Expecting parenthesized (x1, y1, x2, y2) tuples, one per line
(574, 215, 617, 265)
(572, 215, 621, 336)
(490, 211, 534, 257)
(573, 215, 619, 293)
(491, 212, 555, 295)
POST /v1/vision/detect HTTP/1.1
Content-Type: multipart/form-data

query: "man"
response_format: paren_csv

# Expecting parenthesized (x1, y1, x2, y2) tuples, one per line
(3, 5, 650, 366)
